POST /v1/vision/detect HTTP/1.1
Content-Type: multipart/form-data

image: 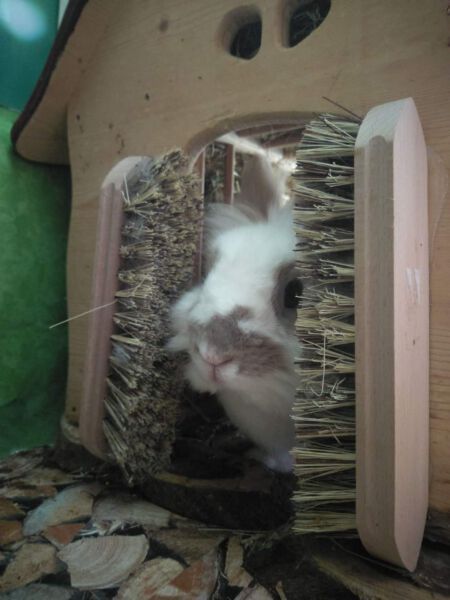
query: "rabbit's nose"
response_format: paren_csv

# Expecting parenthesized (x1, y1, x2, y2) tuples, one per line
(203, 354, 233, 367)
(197, 342, 233, 368)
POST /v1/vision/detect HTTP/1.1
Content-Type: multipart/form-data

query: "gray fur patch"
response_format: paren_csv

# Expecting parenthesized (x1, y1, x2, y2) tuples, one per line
(237, 332, 287, 376)
(201, 308, 287, 376)
(202, 307, 250, 357)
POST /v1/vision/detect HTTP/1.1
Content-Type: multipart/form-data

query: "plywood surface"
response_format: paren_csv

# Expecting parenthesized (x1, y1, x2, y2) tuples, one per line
(15, 0, 450, 512)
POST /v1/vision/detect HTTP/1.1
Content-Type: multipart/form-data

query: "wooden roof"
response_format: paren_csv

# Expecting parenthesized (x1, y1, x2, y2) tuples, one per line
(11, 0, 115, 164)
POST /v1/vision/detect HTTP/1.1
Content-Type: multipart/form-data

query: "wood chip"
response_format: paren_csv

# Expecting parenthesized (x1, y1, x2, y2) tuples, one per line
(224, 537, 253, 588)
(0, 484, 57, 501)
(0, 521, 23, 546)
(117, 557, 185, 599)
(0, 449, 44, 483)
(149, 549, 218, 599)
(58, 534, 149, 590)
(43, 522, 85, 547)
(0, 543, 58, 592)
(23, 482, 102, 536)
(150, 528, 224, 564)
(235, 584, 274, 599)
(0, 498, 24, 520)
(275, 580, 288, 600)
(312, 543, 450, 600)
(413, 546, 450, 594)
(18, 467, 79, 488)
(92, 492, 171, 531)
(0, 583, 74, 599)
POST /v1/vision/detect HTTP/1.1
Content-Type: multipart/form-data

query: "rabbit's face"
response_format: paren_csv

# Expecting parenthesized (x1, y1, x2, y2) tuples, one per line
(168, 261, 301, 395)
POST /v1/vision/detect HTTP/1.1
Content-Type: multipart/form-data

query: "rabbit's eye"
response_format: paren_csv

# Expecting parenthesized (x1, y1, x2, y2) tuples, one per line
(284, 278, 303, 309)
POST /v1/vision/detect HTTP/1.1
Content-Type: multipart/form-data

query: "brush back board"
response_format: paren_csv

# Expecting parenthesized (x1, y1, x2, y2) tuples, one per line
(355, 98, 429, 571)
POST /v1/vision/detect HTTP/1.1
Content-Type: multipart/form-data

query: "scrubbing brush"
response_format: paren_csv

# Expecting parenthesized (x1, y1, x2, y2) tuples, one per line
(79, 150, 203, 483)
(292, 98, 429, 571)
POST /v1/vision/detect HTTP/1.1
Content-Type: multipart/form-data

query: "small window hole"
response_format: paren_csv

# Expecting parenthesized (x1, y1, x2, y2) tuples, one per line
(220, 7, 262, 60)
(285, 0, 331, 48)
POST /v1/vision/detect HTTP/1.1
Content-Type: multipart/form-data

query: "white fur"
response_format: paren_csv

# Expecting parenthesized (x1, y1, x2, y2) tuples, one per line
(168, 157, 298, 472)
(208, 207, 294, 305)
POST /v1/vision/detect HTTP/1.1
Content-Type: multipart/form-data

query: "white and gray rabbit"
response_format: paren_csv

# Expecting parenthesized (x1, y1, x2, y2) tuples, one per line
(167, 154, 300, 472)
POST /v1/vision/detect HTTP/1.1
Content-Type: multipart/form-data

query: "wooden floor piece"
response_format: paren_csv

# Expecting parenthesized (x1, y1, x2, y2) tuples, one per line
(311, 542, 450, 600)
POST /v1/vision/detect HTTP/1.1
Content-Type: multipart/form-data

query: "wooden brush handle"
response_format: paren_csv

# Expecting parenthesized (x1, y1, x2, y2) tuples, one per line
(355, 98, 429, 571)
(78, 184, 124, 459)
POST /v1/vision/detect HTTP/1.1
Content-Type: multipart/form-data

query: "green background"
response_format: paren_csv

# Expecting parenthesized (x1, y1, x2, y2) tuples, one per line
(0, 0, 60, 111)
(0, 108, 70, 457)
(0, 0, 70, 456)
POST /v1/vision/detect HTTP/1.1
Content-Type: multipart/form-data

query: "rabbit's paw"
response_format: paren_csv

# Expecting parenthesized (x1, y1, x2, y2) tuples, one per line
(264, 451, 294, 473)
(246, 448, 293, 473)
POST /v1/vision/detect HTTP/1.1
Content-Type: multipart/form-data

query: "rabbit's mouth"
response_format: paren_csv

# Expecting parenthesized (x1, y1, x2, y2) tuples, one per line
(192, 346, 235, 386)
(210, 365, 220, 383)
(204, 361, 230, 387)
(185, 358, 220, 394)
(202, 357, 234, 385)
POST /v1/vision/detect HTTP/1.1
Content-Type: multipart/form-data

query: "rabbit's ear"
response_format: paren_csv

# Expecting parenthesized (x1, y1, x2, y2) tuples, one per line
(235, 155, 287, 220)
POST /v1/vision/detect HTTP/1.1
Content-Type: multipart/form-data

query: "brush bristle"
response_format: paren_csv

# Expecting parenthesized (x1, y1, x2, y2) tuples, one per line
(103, 151, 203, 484)
(292, 114, 361, 533)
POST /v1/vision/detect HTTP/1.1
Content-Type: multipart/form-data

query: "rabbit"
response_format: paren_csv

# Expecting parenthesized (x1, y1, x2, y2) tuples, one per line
(167, 154, 301, 473)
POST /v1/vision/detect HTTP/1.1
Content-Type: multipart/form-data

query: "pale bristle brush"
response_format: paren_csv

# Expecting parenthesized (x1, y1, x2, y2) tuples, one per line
(292, 97, 429, 571)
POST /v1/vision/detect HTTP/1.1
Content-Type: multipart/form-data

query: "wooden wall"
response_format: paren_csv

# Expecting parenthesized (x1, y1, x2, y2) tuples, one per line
(15, 0, 450, 513)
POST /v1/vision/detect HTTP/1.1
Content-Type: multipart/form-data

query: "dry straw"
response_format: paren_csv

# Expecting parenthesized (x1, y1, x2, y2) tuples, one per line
(103, 151, 203, 484)
(292, 114, 361, 533)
